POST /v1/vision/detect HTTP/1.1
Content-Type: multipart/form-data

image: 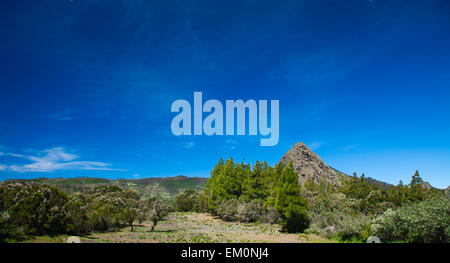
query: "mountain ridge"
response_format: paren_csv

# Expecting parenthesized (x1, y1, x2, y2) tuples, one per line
(1, 176, 207, 199)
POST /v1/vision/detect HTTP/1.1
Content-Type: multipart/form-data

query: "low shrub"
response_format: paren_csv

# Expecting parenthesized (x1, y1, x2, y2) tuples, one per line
(371, 195, 449, 243)
(334, 214, 370, 241)
(174, 190, 198, 212)
(217, 199, 239, 221)
(236, 200, 265, 223)
(217, 199, 280, 224)
(260, 206, 281, 224)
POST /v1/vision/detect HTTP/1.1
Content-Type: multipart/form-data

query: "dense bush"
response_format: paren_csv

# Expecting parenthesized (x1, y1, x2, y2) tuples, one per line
(334, 214, 370, 241)
(305, 192, 362, 238)
(236, 200, 265, 223)
(64, 193, 90, 234)
(0, 183, 70, 239)
(174, 190, 198, 212)
(192, 191, 209, 213)
(371, 195, 450, 243)
(217, 199, 240, 221)
(303, 170, 445, 242)
(307, 192, 361, 217)
(0, 183, 170, 241)
(216, 198, 280, 224)
(0, 211, 26, 241)
(174, 189, 208, 213)
(308, 213, 370, 241)
(260, 206, 281, 224)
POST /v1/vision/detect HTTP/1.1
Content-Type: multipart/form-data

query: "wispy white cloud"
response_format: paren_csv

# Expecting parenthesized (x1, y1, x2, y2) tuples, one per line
(7, 153, 26, 158)
(308, 142, 323, 151)
(0, 145, 6, 156)
(184, 141, 195, 149)
(42, 109, 75, 121)
(225, 139, 238, 150)
(0, 164, 6, 171)
(226, 139, 238, 145)
(340, 145, 358, 152)
(1, 147, 122, 173)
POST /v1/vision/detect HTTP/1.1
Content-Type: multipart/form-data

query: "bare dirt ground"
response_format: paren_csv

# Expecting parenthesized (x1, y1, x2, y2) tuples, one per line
(66, 212, 334, 243)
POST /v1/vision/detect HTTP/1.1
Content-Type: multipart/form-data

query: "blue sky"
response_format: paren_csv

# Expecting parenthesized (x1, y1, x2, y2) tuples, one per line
(0, 0, 449, 188)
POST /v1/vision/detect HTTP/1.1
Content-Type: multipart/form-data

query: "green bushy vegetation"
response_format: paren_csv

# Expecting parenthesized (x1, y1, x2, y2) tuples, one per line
(213, 198, 279, 224)
(0, 183, 69, 239)
(175, 158, 308, 233)
(174, 189, 208, 212)
(304, 170, 448, 242)
(174, 158, 449, 242)
(371, 194, 449, 243)
(0, 183, 170, 242)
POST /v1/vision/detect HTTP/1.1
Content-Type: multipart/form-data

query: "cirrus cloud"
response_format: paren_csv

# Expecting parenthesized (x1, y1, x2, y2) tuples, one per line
(1, 147, 123, 173)
(184, 141, 195, 149)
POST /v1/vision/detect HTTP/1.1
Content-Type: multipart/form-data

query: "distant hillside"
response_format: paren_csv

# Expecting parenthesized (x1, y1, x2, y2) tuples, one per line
(363, 176, 394, 190)
(1, 175, 207, 199)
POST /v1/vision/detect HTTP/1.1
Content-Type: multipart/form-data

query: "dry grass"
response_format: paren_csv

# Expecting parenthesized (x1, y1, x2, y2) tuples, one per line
(23, 212, 334, 243)
(70, 212, 335, 243)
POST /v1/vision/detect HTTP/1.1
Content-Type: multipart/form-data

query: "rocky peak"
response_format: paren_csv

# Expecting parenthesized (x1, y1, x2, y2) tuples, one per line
(279, 142, 342, 186)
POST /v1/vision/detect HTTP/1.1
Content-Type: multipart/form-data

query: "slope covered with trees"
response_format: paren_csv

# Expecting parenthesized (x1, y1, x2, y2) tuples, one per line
(2, 176, 206, 199)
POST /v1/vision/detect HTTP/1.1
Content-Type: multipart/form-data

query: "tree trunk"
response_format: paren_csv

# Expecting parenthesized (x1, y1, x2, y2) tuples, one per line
(150, 220, 157, 231)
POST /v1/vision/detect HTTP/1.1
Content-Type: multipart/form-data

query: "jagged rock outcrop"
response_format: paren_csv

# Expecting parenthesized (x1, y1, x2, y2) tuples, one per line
(421, 182, 433, 190)
(279, 142, 345, 186)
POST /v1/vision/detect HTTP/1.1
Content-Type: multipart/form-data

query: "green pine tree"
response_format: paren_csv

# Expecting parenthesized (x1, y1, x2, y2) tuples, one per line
(241, 161, 271, 201)
(206, 157, 246, 212)
(269, 163, 309, 233)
